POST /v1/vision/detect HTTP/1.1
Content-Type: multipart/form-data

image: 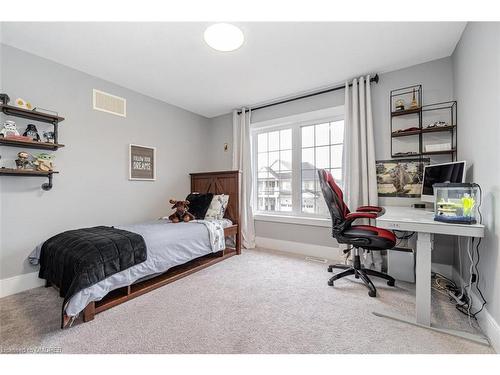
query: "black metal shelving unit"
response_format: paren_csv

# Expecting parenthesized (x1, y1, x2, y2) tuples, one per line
(0, 104, 65, 190)
(390, 86, 457, 161)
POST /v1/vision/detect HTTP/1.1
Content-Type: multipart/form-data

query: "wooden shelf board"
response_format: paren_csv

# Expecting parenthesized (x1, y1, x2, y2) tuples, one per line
(391, 107, 422, 117)
(0, 168, 59, 176)
(391, 149, 456, 158)
(391, 125, 457, 138)
(0, 104, 64, 123)
(0, 138, 64, 150)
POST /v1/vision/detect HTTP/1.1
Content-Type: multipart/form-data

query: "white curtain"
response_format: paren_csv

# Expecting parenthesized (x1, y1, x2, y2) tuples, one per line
(232, 108, 256, 249)
(343, 75, 381, 269)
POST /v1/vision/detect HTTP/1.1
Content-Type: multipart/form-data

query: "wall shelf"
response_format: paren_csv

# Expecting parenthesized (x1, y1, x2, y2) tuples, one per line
(0, 104, 64, 123)
(0, 102, 65, 190)
(391, 107, 422, 117)
(0, 138, 65, 150)
(391, 125, 457, 138)
(0, 168, 59, 190)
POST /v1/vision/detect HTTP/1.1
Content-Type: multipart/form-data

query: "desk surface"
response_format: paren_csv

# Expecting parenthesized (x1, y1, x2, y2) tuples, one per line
(376, 206, 485, 238)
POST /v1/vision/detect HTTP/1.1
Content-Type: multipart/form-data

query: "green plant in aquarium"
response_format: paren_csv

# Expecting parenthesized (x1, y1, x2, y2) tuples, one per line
(461, 194, 475, 217)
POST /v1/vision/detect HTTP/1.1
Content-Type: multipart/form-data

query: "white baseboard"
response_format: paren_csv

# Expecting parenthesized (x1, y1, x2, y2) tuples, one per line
(255, 236, 340, 261)
(452, 267, 500, 353)
(0, 271, 44, 298)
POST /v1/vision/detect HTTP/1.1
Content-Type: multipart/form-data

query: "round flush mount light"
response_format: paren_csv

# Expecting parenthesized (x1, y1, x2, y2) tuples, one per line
(204, 23, 244, 52)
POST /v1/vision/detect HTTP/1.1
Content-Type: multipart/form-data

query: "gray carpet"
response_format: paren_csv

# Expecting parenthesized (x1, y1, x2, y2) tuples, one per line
(0, 249, 495, 354)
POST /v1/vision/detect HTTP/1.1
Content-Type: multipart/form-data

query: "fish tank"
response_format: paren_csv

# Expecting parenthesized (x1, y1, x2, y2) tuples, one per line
(433, 183, 479, 224)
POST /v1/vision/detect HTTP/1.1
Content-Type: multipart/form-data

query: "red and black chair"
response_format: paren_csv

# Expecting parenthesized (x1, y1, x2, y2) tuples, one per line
(318, 169, 396, 297)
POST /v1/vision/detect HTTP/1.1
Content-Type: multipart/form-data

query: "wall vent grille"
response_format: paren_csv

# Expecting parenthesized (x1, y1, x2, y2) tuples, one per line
(305, 256, 328, 264)
(93, 89, 126, 117)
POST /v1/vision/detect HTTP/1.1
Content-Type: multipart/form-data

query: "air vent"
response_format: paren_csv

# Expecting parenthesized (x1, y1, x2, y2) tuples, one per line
(305, 256, 328, 264)
(93, 89, 126, 117)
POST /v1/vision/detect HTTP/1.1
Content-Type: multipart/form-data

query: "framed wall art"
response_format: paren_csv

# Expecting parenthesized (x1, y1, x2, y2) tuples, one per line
(129, 144, 156, 181)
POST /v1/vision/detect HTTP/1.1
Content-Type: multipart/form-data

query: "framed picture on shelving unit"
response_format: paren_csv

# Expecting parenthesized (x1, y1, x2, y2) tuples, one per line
(376, 158, 430, 198)
(129, 144, 156, 181)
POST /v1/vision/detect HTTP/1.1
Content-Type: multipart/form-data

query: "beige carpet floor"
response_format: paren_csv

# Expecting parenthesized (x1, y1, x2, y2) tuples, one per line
(0, 248, 495, 354)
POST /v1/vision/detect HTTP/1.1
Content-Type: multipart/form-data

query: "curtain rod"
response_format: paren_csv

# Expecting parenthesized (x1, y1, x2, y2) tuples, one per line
(237, 74, 379, 115)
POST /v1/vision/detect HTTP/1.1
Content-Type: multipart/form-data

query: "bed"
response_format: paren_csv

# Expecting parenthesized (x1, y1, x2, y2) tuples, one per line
(34, 171, 241, 328)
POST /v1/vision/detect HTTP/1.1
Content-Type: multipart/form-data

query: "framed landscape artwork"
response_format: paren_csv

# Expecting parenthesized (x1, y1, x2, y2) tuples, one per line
(129, 144, 156, 181)
(376, 158, 430, 198)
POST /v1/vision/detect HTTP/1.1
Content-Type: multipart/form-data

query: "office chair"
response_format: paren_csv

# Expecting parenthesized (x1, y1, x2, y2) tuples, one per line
(318, 169, 396, 297)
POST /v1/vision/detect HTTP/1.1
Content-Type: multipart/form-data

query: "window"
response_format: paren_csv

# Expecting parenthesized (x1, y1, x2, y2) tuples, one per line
(252, 107, 344, 219)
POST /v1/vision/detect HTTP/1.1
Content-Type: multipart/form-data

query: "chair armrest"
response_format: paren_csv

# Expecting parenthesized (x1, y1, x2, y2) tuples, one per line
(345, 212, 378, 223)
(356, 205, 385, 216)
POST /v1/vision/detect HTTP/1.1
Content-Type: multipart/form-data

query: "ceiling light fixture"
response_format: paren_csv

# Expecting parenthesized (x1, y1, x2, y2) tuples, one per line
(204, 23, 244, 52)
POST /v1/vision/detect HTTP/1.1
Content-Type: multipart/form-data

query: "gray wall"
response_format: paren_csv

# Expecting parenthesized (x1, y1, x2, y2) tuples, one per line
(211, 57, 457, 261)
(451, 22, 500, 323)
(0, 45, 212, 280)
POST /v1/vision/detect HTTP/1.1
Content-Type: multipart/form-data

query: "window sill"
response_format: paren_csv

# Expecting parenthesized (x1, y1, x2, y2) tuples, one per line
(254, 213, 331, 228)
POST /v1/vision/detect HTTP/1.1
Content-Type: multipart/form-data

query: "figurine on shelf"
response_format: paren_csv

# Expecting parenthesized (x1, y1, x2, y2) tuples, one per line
(409, 88, 419, 109)
(33, 153, 55, 172)
(14, 98, 33, 110)
(395, 99, 405, 111)
(0, 93, 10, 105)
(43, 131, 55, 143)
(23, 124, 41, 142)
(15, 151, 33, 170)
(0, 120, 20, 138)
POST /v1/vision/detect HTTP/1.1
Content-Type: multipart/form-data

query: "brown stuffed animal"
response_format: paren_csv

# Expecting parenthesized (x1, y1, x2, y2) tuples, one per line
(168, 199, 195, 223)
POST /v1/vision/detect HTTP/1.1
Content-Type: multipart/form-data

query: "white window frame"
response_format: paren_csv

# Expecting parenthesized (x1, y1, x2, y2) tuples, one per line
(251, 106, 344, 226)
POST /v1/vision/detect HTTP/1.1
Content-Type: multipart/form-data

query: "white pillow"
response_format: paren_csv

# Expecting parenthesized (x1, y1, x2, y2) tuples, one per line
(205, 194, 229, 220)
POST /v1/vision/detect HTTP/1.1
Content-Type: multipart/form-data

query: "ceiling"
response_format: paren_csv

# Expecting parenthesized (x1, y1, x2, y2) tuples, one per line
(1, 22, 466, 118)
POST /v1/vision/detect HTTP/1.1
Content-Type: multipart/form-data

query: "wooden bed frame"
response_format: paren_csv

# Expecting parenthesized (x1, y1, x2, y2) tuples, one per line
(61, 170, 241, 328)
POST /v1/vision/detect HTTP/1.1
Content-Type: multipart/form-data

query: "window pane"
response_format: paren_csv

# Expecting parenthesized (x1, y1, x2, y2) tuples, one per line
(280, 150, 292, 170)
(315, 123, 330, 146)
(330, 120, 344, 144)
(268, 151, 280, 172)
(268, 131, 280, 151)
(331, 168, 342, 183)
(301, 125, 314, 148)
(258, 133, 268, 152)
(280, 129, 292, 150)
(301, 169, 316, 214)
(258, 153, 268, 169)
(330, 144, 343, 168)
(315, 146, 329, 168)
(302, 147, 314, 168)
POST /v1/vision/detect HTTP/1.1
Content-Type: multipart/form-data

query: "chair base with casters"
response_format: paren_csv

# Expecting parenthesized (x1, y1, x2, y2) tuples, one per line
(327, 248, 395, 297)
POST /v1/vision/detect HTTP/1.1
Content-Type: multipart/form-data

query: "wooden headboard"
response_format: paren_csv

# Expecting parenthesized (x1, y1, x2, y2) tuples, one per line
(190, 170, 240, 224)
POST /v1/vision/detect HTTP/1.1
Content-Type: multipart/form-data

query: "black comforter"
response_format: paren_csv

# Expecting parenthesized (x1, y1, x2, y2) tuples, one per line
(39, 226, 147, 302)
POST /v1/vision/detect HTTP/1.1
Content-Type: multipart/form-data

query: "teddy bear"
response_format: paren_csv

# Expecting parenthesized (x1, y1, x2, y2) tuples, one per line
(168, 199, 195, 223)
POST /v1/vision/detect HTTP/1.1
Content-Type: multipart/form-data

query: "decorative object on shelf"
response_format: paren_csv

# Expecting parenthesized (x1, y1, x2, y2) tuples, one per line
(15, 151, 34, 170)
(393, 126, 420, 134)
(0, 93, 10, 105)
(23, 124, 41, 142)
(393, 151, 419, 157)
(409, 88, 419, 109)
(376, 158, 430, 198)
(42, 131, 56, 143)
(15, 97, 33, 110)
(168, 199, 195, 223)
(425, 121, 449, 129)
(129, 144, 156, 181)
(0, 120, 20, 138)
(33, 153, 55, 172)
(425, 143, 452, 153)
(394, 99, 405, 111)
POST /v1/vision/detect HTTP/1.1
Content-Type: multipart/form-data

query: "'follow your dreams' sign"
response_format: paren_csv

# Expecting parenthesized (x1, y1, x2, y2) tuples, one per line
(129, 144, 156, 181)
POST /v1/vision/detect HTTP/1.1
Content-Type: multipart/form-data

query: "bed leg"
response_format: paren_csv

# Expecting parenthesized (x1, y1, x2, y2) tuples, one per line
(45, 280, 52, 288)
(236, 227, 242, 255)
(83, 302, 95, 322)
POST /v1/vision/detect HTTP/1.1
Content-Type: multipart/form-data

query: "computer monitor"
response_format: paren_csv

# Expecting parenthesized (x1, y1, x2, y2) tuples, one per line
(421, 161, 466, 203)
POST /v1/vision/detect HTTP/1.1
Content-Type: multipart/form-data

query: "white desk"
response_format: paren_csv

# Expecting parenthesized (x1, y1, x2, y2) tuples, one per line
(375, 206, 487, 345)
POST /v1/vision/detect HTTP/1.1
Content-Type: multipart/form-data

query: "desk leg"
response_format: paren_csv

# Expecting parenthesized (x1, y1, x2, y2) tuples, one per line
(415, 232, 432, 326)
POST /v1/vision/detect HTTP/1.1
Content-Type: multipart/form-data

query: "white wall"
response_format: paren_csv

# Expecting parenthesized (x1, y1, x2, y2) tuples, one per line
(0, 45, 212, 280)
(451, 22, 500, 335)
